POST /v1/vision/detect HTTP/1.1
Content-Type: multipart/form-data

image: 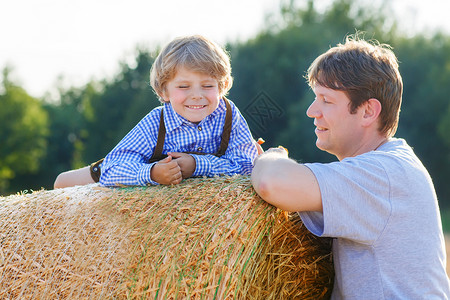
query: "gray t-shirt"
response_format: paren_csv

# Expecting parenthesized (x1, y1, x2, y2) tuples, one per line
(300, 138, 450, 299)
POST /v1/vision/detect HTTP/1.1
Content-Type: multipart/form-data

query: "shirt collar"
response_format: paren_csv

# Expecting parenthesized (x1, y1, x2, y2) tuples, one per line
(163, 99, 227, 133)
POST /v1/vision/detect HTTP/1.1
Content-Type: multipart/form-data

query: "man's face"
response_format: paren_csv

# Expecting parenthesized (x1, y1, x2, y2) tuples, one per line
(307, 84, 366, 160)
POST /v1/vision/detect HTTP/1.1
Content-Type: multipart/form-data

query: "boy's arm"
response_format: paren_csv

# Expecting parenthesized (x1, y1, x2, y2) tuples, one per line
(170, 138, 263, 179)
(54, 166, 95, 189)
(100, 109, 165, 186)
(251, 147, 323, 212)
(190, 107, 257, 177)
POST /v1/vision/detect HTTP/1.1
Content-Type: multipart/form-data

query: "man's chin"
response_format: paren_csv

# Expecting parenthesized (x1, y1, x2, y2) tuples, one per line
(316, 141, 332, 154)
(315, 140, 325, 151)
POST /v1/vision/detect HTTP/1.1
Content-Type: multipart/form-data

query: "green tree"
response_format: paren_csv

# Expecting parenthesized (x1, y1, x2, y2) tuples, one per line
(6, 0, 450, 209)
(82, 48, 159, 163)
(0, 67, 49, 194)
(439, 107, 450, 148)
(394, 33, 450, 207)
(42, 83, 99, 181)
(229, 0, 395, 160)
(9, 48, 160, 193)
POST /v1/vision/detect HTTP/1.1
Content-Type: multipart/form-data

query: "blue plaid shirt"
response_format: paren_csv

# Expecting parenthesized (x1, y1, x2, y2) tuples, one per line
(99, 98, 257, 186)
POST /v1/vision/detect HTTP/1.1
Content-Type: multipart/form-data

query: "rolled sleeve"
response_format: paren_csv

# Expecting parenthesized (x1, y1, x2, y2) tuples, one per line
(137, 162, 159, 185)
(191, 154, 212, 177)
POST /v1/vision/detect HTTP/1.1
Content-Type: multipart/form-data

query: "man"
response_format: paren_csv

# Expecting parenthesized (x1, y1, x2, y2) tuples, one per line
(251, 36, 450, 299)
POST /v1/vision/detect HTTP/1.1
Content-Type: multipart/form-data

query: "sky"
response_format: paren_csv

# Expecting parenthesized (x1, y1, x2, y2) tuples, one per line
(1, 0, 450, 98)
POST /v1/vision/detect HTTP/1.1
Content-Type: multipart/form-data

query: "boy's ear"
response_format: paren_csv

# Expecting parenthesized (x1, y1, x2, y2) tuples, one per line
(225, 79, 231, 90)
(361, 98, 382, 127)
(221, 78, 232, 95)
(159, 90, 168, 102)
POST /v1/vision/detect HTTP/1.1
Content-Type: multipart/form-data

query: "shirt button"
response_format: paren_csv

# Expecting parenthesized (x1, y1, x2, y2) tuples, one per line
(197, 147, 203, 151)
(198, 126, 202, 131)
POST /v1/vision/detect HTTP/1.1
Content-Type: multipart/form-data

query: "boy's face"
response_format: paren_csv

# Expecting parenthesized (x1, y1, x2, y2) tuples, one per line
(162, 67, 221, 123)
(307, 84, 366, 161)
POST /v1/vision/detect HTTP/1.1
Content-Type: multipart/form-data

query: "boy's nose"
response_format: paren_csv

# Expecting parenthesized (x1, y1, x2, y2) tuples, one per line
(191, 88, 203, 100)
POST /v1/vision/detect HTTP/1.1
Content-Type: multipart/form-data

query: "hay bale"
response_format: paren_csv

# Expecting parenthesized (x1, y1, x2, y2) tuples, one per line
(0, 176, 333, 299)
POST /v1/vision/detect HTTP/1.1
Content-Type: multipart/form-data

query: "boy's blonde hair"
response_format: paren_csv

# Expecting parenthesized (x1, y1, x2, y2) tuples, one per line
(307, 34, 403, 137)
(150, 35, 233, 102)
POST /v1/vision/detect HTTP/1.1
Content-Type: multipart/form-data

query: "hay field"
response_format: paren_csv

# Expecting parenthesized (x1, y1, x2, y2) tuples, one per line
(0, 176, 334, 299)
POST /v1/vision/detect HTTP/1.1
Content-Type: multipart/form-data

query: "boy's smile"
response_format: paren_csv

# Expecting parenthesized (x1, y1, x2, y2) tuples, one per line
(162, 67, 221, 123)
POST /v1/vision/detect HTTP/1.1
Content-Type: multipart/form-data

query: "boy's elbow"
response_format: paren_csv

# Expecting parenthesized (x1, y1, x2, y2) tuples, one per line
(53, 174, 65, 189)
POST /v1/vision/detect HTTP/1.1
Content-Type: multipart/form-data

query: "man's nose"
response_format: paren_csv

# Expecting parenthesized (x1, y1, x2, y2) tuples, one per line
(306, 100, 320, 118)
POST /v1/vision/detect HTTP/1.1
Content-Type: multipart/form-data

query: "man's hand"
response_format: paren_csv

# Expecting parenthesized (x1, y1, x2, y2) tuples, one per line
(169, 152, 196, 179)
(266, 146, 289, 156)
(254, 146, 288, 164)
(151, 155, 182, 185)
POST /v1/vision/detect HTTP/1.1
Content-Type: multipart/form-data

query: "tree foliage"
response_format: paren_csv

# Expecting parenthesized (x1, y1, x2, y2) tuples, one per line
(0, 68, 48, 193)
(2, 0, 450, 207)
(393, 34, 450, 202)
(229, 0, 396, 161)
(81, 48, 159, 163)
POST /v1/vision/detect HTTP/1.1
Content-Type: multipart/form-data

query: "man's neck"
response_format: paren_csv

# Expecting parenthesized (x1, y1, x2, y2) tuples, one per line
(336, 134, 389, 161)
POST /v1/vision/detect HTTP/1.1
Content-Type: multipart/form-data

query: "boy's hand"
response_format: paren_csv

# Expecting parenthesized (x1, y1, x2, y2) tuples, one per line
(168, 152, 196, 179)
(253, 139, 264, 155)
(151, 155, 182, 185)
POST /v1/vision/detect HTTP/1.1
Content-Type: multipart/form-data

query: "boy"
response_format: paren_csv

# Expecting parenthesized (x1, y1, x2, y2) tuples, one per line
(251, 35, 450, 299)
(54, 35, 258, 188)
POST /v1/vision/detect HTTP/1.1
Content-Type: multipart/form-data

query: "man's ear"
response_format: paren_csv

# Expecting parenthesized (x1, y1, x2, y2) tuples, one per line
(361, 98, 382, 127)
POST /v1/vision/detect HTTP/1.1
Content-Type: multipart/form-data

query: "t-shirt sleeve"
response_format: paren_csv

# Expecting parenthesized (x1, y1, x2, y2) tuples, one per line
(299, 155, 392, 246)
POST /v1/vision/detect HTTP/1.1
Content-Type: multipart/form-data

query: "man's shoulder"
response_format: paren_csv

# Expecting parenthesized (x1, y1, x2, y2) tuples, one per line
(361, 138, 418, 169)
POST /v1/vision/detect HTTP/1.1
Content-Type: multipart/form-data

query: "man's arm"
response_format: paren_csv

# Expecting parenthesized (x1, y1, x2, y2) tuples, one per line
(251, 148, 323, 212)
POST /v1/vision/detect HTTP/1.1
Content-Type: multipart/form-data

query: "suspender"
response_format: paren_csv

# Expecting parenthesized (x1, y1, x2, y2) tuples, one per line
(149, 108, 166, 162)
(90, 158, 104, 182)
(90, 98, 233, 182)
(217, 97, 232, 157)
(149, 97, 232, 163)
